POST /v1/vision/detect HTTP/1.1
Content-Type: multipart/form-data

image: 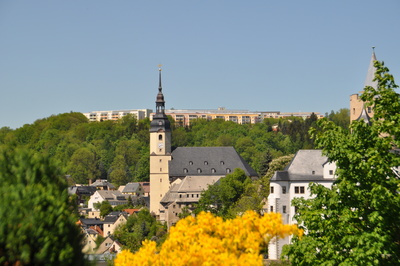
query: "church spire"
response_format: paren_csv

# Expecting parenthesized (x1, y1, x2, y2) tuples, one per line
(156, 65, 165, 114)
(364, 47, 378, 89)
(150, 65, 171, 133)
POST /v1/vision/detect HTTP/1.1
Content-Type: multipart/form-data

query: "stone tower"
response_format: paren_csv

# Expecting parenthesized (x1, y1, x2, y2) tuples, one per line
(149, 66, 172, 219)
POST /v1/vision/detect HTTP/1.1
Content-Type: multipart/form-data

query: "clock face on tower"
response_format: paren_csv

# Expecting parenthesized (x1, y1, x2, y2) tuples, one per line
(158, 143, 164, 149)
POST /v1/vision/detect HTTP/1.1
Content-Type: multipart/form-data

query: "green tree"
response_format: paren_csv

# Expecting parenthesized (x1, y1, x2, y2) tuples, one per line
(99, 201, 113, 217)
(0, 148, 85, 265)
(326, 108, 350, 130)
(283, 61, 400, 265)
(195, 168, 252, 218)
(113, 209, 167, 252)
(258, 150, 273, 177)
(67, 147, 100, 184)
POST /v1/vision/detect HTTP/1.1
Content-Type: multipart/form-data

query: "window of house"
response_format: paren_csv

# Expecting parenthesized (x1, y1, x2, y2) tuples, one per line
(295, 186, 305, 194)
(211, 168, 216, 173)
(179, 194, 182, 198)
(270, 186, 274, 193)
(192, 194, 194, 197)
(184, 168, 188, 173)
(329, 170, 333, 175)
(189, 161, 193, 165)
(220, 161, 224, 165)
(197, 168, 202, 173)
(368, 107, 372, 113)
(160, 178, 162, 182)
(270, 206, 274, 212)
(283, 205, 287, 214)
(282, 186, 287, 194)
(173, 205, 175, 208)
(226, 168, 231, 173)
(204, 161, 208, 165)
(187, 194, 189, 198)
(159, 159, 162, 162)
(312, 170, 315, 175)
(160, 168, 162, 172)
(159, 134, 162, 140)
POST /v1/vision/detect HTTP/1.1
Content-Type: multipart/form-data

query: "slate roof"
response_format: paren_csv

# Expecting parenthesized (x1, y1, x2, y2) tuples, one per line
(271, 150, 333, 182)
(91, 180, 116, 190)
(122, 182, 141, 193)
(169, 147, 258, 178)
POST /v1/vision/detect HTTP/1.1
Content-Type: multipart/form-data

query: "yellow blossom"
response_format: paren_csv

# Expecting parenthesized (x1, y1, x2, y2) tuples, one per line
(114, 211, 302, 266)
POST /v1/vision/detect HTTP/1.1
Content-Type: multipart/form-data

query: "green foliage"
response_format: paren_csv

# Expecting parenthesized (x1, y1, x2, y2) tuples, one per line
(195, 168, 252, 218)
(0, 148, 85, 265)
(283, 61, 400, 265)
(0, 109, 347, 186)
(99, 201, 113, 217)
(325, 108, 350, 130)
(113, 209, 167, 252)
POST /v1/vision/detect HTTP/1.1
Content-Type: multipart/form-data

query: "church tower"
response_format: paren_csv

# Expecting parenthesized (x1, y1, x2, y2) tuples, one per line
(149, 66, 172, 219)
(350, 48, 377, 122)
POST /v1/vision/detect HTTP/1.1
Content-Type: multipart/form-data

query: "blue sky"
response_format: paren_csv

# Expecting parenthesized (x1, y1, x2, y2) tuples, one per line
(1, 1, 399, 129)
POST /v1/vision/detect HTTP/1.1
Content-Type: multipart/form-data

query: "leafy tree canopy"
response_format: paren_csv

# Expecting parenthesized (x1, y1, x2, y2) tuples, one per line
(195, 168, 252, 218)
(283, 61, 400, 265)
(113, 208, 167, 253)
(0, 148, 85, 265)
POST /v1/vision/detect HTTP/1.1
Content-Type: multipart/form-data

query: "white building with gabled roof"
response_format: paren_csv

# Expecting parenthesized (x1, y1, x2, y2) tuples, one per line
(268, 149, 336, 259)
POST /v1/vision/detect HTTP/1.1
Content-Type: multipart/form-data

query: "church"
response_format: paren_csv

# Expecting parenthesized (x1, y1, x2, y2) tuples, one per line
(149, 67, 258, 225)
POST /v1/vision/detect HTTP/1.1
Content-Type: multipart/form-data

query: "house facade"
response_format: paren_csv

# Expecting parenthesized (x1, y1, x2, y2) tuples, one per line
(160, 175, 222, 228)
(267, 150, 336, 259)
(88, 190, 128, 210)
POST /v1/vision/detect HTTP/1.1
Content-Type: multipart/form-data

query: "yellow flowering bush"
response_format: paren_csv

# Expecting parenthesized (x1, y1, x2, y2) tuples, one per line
(114, 211, 302, 266)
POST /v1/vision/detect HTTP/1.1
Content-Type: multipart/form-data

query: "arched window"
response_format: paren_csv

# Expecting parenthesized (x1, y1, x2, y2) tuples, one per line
(189, 161, 193, 165)
(197, 168, 202, 173)
(204, 161, 208, 165)
(220, 161, 225, 165)
(226, 168, 231, 173)
(211, 168, 216, 173)
(183, 168, 188, 174)
(159, 134, 163, 140)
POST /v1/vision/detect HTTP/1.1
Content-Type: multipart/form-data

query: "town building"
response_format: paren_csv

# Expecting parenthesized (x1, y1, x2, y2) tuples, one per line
(88, 190, 128, 210)
(153, 109, 322, 127)
(267, 150, 336, 259)
(83, 109, 152, 122)
(149, 67, 258, 222)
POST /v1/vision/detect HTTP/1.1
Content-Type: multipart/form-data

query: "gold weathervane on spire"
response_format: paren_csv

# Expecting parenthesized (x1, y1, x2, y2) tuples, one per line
(158, 64, 162, 71)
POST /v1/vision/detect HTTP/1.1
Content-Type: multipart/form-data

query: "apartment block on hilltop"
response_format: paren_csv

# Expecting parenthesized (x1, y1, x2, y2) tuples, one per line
(83, 109, 152, 122)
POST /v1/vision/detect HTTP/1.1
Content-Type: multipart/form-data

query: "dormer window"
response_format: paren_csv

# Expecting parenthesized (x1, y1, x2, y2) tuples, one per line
(183, 168, 188, 174)
(189, 161, 193, 165)
(197, 168, 202, 173)
(226, 168, 231, 173)
(158, 120, 162, 125)
(220, 161, 224, 165)
(204, 161, 208, 165)
(211, 168, 216, 173)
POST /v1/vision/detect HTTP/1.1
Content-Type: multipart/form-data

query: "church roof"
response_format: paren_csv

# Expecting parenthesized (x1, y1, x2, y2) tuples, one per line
(169, 146, 258, 178)
(364, 48, 378, 89)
